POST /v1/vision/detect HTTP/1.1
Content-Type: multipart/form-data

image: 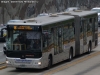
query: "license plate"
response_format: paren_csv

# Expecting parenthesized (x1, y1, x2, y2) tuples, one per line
(15, 59, 32, 64)
(19, 64, 26, 67)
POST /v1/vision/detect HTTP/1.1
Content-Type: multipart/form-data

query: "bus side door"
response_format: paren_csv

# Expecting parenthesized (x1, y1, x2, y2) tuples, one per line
(83, 20, 88, 52)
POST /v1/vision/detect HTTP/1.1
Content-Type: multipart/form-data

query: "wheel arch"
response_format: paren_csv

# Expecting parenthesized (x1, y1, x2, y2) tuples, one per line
(48, 54, 53, 62)
(89, 40, 92, 49)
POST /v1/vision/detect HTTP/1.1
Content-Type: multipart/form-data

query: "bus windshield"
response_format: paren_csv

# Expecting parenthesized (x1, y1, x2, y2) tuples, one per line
(6, 30, 41, 52)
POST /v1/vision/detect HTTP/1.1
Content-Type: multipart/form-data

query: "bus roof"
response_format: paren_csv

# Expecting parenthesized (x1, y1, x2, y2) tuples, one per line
(7, 10, 97, 26)
(65, 10, 97, 17)
(7, 15, 74, 26)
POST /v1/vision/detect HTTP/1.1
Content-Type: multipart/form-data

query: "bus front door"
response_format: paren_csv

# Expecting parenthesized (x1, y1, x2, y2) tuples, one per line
(53, 27, 63, 55)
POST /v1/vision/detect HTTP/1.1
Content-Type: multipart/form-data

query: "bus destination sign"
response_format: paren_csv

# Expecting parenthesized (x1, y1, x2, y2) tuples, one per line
(14, 26, 32, 30)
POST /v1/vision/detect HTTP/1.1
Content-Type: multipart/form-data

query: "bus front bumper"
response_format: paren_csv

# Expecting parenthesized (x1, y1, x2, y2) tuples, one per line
(6, 57, 43, 69)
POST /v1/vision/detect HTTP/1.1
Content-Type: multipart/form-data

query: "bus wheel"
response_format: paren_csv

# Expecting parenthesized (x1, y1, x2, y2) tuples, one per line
(88, 44, 91, 54)
(47, 57, 52, 69)
(68, 50, 73, 61)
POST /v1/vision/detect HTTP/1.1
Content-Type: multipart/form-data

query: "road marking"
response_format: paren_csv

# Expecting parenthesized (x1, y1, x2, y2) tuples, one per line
(0, 66, 7, 70)
(0, 62, 6, 65)
(0, 62, 7, 70)
(44, 51, 100, 75)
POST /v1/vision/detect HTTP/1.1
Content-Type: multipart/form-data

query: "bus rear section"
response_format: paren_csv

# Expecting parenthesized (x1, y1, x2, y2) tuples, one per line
(66, 10, 98, 55)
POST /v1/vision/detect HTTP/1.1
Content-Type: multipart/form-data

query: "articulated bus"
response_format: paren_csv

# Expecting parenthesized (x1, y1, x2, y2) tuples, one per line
(4, 10, 98, 69)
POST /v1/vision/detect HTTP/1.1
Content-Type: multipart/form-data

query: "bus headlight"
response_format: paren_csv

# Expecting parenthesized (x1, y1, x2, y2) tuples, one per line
(38, 62, 41, 65)
(6, 61, 10, 64)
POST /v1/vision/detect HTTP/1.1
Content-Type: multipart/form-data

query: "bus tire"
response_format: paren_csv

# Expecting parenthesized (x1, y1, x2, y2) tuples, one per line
(88, 43, 91, 54)
(47, 56, 52, 69)
(68, 49, 73, 61)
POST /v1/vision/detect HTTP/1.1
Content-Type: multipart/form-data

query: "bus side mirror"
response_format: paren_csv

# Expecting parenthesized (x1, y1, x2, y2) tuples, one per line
(1, 30, 3, 37)
(3, 51, 7, 55)
(3, 43, 7, 54)
(3, 47, 7, 54)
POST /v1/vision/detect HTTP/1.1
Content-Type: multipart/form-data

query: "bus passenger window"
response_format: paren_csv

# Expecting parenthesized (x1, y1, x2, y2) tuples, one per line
(42, 33, 50, 48)
(43, 34, 47, 48)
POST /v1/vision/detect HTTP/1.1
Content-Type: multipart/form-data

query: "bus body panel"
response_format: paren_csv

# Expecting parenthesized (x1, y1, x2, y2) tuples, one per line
(5, 10, 98, 69)
(6, 57, 45, 69)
